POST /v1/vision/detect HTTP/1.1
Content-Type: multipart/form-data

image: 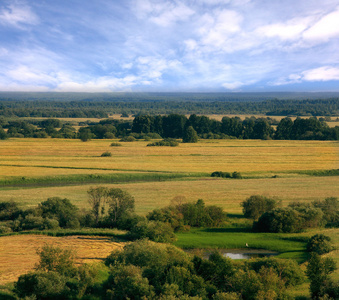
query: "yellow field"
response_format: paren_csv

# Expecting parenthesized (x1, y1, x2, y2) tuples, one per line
(0, 138, 338, 178)
(0, 235, 123, 284)
(1, 176, 338, 215)
(0, 138, 338, 214)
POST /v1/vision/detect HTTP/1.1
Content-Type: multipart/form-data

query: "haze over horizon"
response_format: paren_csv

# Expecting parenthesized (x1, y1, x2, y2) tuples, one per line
(1, 0, 339, 93)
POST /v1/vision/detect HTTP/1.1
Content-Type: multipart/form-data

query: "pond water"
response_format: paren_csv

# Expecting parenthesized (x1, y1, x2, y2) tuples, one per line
(223, 251, 278, 260)
(185, 249, 279, 260)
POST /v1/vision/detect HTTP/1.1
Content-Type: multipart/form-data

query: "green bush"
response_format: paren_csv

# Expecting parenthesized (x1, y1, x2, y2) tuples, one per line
(246, 257, 305, 287)
(147, 138, 179, 147)
(119, 136, 136, 142)
(0, 224, 12, 234)
(211, 171, 231, 178)
(254, 208, 303, 233)
(15, 271, 69, 299)
(110, 142, 122, 147)
(129, 220, 177, 243)
(307, 234, 334, 255)
(100, 151, 112, 157)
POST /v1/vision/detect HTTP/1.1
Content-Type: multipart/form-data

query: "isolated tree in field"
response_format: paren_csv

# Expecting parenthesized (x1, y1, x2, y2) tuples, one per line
(107, 188, 135, 225)
(182, 126, 198, 143)
(241, 195, 278, 220)
(87, 186, 109, 225)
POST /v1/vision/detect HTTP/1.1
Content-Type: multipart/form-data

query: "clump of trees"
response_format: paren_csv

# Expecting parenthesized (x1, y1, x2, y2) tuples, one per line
(211, 171, 242, 179)
(147, 199, 227, 231)
(15, 245, 100, 299)
(103, 239, 305, 299)
(147, 138, 179, 147)
(251, 197, 338, 233)
(0, 198, 80, 233)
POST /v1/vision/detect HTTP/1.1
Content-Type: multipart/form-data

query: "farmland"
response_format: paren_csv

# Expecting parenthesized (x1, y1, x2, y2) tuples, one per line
(0, 138, 338, 213)
(0, 136, 338, 294)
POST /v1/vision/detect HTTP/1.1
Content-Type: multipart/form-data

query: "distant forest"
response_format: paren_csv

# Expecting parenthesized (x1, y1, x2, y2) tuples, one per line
(0, 92, 339, 117)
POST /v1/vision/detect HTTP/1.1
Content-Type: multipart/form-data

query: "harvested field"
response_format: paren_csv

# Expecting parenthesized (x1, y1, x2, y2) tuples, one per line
(0, 235, 123, 285)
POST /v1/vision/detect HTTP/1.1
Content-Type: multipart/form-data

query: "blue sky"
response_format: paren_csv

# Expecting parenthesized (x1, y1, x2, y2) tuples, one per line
(1, 0, 339, 92)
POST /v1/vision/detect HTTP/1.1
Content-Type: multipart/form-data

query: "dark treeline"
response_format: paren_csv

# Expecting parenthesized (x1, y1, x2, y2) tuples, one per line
(1, 114, 339, 140)
(131, 114, 339, 140)
(1, 97, 339, 117)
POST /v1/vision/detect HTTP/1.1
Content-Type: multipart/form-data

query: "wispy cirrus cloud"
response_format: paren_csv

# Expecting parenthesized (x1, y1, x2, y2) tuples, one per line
(0, 1, 38, 28)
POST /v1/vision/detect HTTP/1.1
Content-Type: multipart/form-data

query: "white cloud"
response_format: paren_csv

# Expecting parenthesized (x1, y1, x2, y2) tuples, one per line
(7, 66, 57, 85)
(222, 81, 244, 90)
(303, 8, 339, 42)
(133, 0, 194, 26)
(257, 18, 311, 40)
(0, 2, 38, 27)
(302, 66, 339, 81)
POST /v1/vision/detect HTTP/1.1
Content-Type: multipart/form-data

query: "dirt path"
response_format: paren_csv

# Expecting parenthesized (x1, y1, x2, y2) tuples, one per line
(0, 235, 123, 284)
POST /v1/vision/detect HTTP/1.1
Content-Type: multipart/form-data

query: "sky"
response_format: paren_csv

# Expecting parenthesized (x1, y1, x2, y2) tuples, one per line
(1, 0, 339, 92)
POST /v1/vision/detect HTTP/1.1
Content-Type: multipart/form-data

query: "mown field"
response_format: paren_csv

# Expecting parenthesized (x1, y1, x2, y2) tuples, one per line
(0, 138, 338, 213)
(0, 137, 338, 292)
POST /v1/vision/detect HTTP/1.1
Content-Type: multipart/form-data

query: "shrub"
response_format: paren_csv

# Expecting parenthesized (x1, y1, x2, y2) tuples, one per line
(129, 220, 177, 243)
(246, 257, 305, 287)
(15, 271, 68, 299)
(147, 138, 179, 147)
(242, 195, 279, 220)
(110, 142, 122, 147)
(36, 245, 77, 277)
(211, 171, 231, 178)
(0, 224, 12, 234)
(231, 172, 242, 179)
(254, 208, 303, 233)
(307, 234, 334, 255)
(100, 151, 112, 157)
(119, 136, 136, 142)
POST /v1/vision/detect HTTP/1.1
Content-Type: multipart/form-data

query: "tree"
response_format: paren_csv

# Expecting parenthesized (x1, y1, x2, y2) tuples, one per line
(39, 197, 79, 228)
(182, 126, 198, 143)
(78, 127, 93, 142)
(307, 234, 334, 255)
(306, 253, 337, 299)
(35, 245, 77, 277)
(107, 188, 135, 226)
(0, 126, 7, 140)
(254, 208, 303, 233)
(241, 195, 278, 220)
(87, 186, 109, 225)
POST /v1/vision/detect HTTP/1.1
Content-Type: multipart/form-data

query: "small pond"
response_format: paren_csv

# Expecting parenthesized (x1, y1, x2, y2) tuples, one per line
(185, 249, 279, 260)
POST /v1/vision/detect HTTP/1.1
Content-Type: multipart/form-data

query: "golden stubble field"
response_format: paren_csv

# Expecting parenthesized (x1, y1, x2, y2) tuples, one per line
(0, 235, 123, 285)
(0, 138, 338, 214)
(0, 138, 338, 176)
